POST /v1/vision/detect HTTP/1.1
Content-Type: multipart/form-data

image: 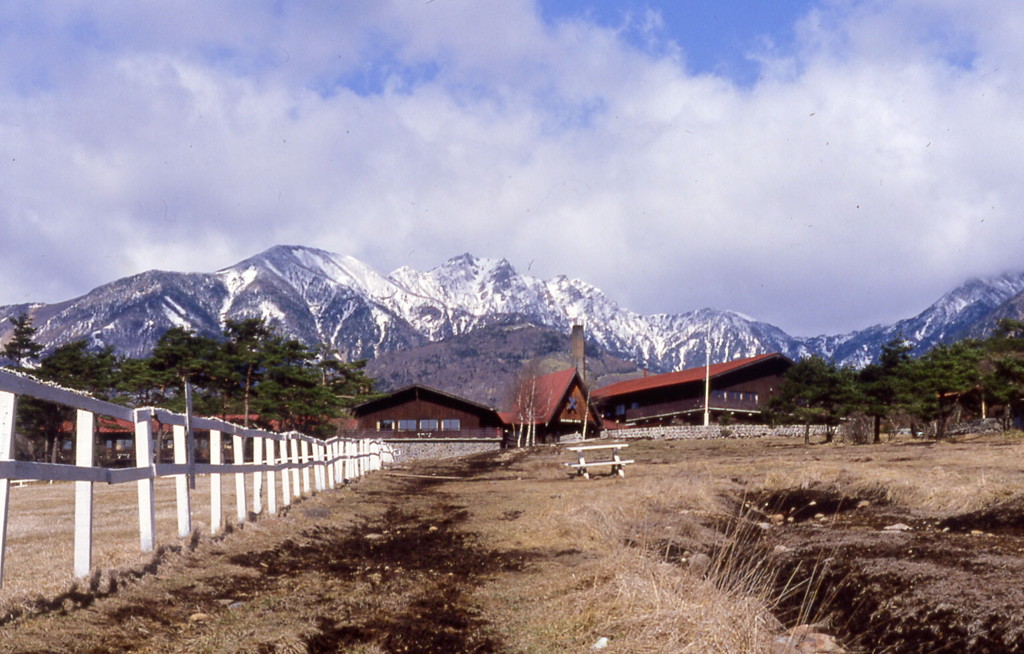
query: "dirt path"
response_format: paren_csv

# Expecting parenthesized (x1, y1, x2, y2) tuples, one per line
(0, 467, 523, 653)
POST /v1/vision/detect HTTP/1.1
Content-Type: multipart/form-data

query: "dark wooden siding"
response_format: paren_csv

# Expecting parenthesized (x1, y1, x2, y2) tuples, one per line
(353, 387, 504, 437)
(598, 356, 790, 425)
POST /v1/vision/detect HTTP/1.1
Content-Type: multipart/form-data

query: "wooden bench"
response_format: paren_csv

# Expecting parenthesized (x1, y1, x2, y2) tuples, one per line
(564, 443, 634, 479)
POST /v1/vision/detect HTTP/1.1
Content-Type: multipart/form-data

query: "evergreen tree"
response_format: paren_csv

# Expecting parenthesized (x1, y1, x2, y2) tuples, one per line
(907, 340, 983, 438)
(146, 327, 224, 413)
(223, 318, 274, 426)
(35, 340, 119, 399)
(771, 355, 860, 443)
(858, 335, 915, 442)
(980, 319, 1024, 428)
(3, 313, 44, 369)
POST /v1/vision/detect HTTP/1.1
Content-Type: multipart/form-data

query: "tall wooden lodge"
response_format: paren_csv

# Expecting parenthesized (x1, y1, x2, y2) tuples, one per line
(592, 353, 792, 427)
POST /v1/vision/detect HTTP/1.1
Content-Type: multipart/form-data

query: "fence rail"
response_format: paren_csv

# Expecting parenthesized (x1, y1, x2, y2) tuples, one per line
(0, 368, 394, 587)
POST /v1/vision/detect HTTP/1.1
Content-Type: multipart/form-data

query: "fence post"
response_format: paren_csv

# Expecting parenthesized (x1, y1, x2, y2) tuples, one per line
(252, 435, 263, 515)
(232, 431, 246, 525)
(172, 424, 192, 538)
(322, 442, 329, 489)
(358, 439, 366, 477)
(74, 410, 95, 578)
(266, 436, 278, 515)
(342, 439, 351, 482)
(133, 410, 155, 553)
(0, 391, 17, 587)
(301, 439, 311, 495)
(210, 429, 222, 535)
(311, 441, 320, 492)
(371, 438, 381, 472)
(280, 436, 292, 506)
(326, 440, 335, 489)
(290, 437, 301, 497)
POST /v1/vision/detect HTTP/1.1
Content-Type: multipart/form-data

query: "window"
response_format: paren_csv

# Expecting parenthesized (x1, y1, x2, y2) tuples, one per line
(614, 404, 626, 417)
(397, 419, 417, 431)
(419, 419, 439, 431)
(378, 420, 394, 431)
(441, 419, 461, 431)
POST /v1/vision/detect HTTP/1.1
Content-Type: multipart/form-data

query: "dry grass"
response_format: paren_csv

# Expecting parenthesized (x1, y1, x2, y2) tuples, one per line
(0, 473, 255, 613)
(4, 432, 1024, 652)
(750, 432, 1024, 513)
(460, 449, 786, 653)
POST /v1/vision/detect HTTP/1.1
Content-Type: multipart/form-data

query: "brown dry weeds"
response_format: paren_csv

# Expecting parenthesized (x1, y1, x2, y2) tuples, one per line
(1, 433, 1023, 653)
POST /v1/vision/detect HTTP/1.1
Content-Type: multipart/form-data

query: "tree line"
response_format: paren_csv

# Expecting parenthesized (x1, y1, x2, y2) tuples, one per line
(2, 314, 379, 461)
(771, 319, 1024, 442)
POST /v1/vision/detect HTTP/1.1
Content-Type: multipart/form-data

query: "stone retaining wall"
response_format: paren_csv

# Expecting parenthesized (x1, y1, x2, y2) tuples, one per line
(383, 438, 503, 462)
(600, 424, 835, 441)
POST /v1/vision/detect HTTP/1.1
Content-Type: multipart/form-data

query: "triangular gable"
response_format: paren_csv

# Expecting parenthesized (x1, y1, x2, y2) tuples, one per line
(505, 368, 599, 427)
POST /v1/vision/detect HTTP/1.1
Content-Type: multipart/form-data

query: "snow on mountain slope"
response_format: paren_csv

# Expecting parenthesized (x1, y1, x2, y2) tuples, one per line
(2, 244, 1022, 372)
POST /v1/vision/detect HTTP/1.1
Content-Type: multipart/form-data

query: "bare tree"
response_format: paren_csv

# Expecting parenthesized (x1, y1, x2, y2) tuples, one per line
(508, 359, 545, 447)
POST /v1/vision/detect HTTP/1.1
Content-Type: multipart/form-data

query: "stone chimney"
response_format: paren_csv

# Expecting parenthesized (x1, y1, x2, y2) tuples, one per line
(570, 324, 586, 378)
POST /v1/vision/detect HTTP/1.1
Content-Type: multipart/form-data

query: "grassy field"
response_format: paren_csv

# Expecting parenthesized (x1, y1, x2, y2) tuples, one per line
(2, 432, 1024, 652)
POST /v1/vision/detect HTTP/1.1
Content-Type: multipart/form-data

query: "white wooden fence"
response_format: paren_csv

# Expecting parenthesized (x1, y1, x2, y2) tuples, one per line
(0, 368, 394, 587)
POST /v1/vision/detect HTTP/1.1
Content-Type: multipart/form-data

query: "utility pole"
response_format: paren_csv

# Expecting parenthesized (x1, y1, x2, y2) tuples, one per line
(703, 339, 711, 427)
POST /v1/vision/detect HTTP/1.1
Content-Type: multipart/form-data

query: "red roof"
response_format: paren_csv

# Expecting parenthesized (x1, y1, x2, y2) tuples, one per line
(591, 353, 787, 399)
(503, 367, 582, 426)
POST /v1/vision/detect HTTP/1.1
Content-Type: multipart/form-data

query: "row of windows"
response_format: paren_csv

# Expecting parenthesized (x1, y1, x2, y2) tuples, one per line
(377, 419, 461, 432)
(711, 390, 759, 403)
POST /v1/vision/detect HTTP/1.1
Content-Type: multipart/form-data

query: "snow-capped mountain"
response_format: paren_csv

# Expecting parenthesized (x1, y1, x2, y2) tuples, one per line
(2, 244, 1023, 372)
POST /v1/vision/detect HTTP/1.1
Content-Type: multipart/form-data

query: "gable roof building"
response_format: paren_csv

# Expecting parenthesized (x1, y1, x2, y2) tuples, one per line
(500, 367, 601, 443)
(350, 384, 505, 438)
(592, 353, 793, 427)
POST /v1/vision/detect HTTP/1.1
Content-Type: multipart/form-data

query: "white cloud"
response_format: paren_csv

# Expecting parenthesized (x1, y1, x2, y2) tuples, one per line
(1, 0, 1024, 337)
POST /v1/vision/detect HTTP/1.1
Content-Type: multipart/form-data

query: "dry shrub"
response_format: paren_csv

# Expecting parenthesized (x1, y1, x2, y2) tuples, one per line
(541, 476, 787, 653)
(570, 547, 780, 653)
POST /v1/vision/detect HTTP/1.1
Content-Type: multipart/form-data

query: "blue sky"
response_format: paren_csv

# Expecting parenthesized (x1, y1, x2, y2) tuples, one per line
(2, 1, 1023, 337)
(540, 0, 809, 83)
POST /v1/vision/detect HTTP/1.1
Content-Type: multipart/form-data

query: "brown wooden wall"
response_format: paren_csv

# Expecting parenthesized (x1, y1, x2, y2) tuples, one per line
(353, 388, 504, 435)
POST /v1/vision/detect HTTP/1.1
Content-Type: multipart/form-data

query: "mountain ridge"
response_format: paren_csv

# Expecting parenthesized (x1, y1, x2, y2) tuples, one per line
(3, 244, 1024, 379)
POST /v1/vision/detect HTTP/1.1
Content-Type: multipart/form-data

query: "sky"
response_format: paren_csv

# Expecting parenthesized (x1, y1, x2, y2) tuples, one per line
(2, 1, 1024, 337)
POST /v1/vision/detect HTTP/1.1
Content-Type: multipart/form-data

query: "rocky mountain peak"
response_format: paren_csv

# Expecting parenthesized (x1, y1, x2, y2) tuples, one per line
(2, 244, 1023, 375)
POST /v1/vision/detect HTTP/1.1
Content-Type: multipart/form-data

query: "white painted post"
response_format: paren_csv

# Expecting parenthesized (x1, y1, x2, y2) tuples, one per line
(252, 436, 263, 515)
(358, 439, 366, 477)
(326, 441, 336, 489)
(321, 442, 329, 488)
(134, 410, 155, 553)
(342, 440, 350, 481)
(266, 437, 278, 515)
(347, 441, 354, 476)
(74, 410, 95, 579)
(232, 432, 246, 524)
(311, 442, 320, 492)
(316, 442, 326, 491)
(0, 391, 17, 587)
(172, 424, 192, 539)
(340, 439, 349, 482)
(290, 437, 301, 497)
(337, 440, 346, 483)
(280, 437, 292, 506)
(210, 430, 222, 535)
(301, 440, 311, 494)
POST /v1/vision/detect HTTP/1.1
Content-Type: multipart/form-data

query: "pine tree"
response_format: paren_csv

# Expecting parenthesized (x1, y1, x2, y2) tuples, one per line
(771, 355, 860, 443)
(3, 313, 44, 369)
(858, 335, 915, 442)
